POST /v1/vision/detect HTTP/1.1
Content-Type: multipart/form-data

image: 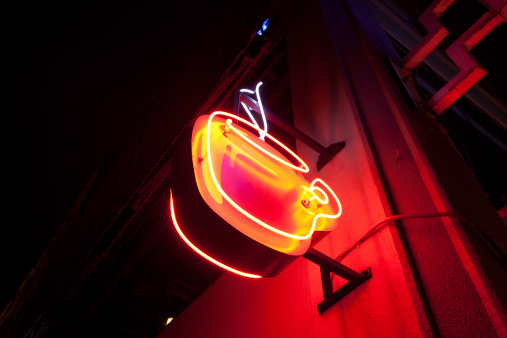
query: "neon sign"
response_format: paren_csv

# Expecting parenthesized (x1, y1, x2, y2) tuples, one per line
(170, 84, 342, 278)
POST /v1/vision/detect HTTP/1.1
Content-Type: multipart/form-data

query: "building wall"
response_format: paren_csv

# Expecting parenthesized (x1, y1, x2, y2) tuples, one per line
(159, 0, 507, 336)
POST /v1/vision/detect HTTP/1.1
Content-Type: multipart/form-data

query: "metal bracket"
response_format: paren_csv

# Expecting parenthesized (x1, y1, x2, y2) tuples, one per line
(302, 248, 372, 314)
(234, 89, 345, 171)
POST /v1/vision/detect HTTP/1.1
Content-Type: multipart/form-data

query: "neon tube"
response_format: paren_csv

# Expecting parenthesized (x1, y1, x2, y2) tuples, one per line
(214, 112, 308, 172)
(226, 119, 306, 173)
(240, 101, 262, 138)
(254, 82, 268, 141)
(239, 88, 261, 138)
(205, 112, 342, 240)
(307, 186, 329, 205)
(308, 178, 342, 220)
(239, 82, 267, 140)
(170, 191, 262, 279)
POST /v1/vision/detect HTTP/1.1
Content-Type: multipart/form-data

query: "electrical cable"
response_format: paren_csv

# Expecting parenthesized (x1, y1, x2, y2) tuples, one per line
(321, 2, 441, 334)
(334, 212, 507, 269)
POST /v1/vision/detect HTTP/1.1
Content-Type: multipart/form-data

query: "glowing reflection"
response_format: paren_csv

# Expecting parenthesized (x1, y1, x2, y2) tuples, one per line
(170, 191, 262, 279)
(240, 82, 268, 140)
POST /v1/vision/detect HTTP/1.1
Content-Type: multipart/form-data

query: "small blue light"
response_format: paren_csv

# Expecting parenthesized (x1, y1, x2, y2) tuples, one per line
(257, 18, 270, 36)
(262, 18, 269, 31)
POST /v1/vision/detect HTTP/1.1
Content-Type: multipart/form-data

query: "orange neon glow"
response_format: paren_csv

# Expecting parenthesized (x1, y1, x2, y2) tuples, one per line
(307, 178, 342, 227)
(205, 112, 341, 241)
(170, 191, 262, 279)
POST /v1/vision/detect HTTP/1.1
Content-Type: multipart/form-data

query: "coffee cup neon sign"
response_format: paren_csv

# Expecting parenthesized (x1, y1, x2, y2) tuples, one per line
(170, 83, 342, 278)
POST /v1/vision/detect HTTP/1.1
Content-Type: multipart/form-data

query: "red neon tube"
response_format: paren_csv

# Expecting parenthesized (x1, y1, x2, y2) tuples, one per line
(170, 191, 262, 279)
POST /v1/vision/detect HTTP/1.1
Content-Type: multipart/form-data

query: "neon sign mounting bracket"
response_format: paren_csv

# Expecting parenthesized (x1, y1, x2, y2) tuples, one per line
(303, 248, 372, 314)
(234, 89, 345, 171)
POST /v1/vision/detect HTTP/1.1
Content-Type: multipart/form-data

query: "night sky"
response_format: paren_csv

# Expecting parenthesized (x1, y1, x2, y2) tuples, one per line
(3, 0, 220, 311)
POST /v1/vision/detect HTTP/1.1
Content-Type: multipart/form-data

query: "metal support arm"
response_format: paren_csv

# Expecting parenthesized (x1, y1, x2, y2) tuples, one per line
(303, 248, 372, 314)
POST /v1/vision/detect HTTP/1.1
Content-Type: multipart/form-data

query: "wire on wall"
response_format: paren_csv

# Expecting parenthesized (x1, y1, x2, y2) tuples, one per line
(335, 212, 507, 269)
